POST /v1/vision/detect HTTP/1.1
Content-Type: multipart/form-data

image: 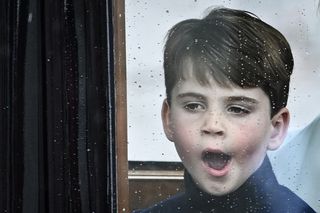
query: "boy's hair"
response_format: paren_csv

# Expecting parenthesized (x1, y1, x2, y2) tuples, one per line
(163, 7, 294, 117)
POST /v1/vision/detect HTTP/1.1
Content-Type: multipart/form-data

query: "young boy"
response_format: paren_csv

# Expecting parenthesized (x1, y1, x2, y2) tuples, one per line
(135, 7, 315, 212)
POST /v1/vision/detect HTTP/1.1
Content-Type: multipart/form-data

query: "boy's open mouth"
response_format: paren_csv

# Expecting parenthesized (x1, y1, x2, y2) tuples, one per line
(202, 150, 231, 171)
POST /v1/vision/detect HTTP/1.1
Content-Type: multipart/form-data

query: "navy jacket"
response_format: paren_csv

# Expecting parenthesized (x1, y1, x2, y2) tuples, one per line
(133, 157, 315, 213)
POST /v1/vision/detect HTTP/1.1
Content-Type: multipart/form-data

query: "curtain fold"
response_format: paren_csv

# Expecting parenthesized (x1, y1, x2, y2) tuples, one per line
(1, 0, 119, 212)
(0, 0, 29, 212)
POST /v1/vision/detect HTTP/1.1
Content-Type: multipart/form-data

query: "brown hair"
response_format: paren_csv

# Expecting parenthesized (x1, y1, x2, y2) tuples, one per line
(163, 7, 293, 116)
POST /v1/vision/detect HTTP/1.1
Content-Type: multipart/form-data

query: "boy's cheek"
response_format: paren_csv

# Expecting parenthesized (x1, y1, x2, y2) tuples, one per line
(232, 130, 269, 157)
(174, 140, 200, 165)
(171, 124, 198, 146)
(172, 123, 198, 140)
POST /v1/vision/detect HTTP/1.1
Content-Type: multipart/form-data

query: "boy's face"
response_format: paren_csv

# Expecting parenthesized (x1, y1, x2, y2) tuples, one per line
(162, 65, 289, 196)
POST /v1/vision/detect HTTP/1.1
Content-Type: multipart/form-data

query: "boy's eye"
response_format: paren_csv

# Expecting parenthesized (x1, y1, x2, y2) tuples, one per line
(227, 105, 250, 115)
(184, 103, 206, 112)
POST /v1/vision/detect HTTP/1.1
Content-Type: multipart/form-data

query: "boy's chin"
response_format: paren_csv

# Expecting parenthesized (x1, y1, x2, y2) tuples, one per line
(196, 177, 244, 197)
(203, 186, 234, 197)
(203, 186, 237, 197)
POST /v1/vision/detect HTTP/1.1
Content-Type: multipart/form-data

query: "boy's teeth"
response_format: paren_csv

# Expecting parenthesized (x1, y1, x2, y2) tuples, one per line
(203, 152, 231, 170)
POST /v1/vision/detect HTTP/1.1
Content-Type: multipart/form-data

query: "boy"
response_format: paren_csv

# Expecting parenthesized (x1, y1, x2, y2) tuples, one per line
(135, 7, 315, 212)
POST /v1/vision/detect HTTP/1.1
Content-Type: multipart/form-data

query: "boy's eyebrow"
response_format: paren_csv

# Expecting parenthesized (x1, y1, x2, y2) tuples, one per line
(176, 93, 259, 104)
(226, 96, 259, 104)
(176, 92, 207, 100)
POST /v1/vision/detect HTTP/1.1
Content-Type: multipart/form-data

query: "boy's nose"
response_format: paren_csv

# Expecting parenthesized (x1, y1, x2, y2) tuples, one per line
(200, 112, 225, 137)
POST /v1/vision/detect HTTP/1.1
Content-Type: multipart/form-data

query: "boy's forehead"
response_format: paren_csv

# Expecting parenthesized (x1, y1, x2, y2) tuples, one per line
(174, 75, 243, 96)
(178, 57, 234, 88)
(179, 57, 212, 81)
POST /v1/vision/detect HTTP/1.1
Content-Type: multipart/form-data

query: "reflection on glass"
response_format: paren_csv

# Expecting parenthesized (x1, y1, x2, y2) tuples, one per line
(126, 0, 320, 212)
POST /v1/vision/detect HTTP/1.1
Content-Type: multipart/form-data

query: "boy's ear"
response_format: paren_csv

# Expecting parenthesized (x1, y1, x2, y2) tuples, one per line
(267, 108, 290, 151)
(161, 99, 174, 142)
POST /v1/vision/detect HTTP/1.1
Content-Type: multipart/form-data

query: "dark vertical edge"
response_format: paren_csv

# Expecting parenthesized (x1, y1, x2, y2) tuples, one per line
(73, 0, 90, 212)
(106, 0, 117, 211)
(0, 0, 29, 211)
(82, 0, 96, 210)
(43, 1, 66, 212)
(43, 0, 84, 212)
(84, 0, 110, 212)
(64, 0, 82, 212)
(10, 0, 29, 212)
(112, 0, 129, 211)
(83, 0, 96, 211)
(0, 1, 12, 212)
(38, 0, 48, 211)
(23, 0, 41, 211)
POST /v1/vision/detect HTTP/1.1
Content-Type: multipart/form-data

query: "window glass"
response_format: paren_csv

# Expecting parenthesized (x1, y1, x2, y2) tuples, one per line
(126, 0, 320, 211)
